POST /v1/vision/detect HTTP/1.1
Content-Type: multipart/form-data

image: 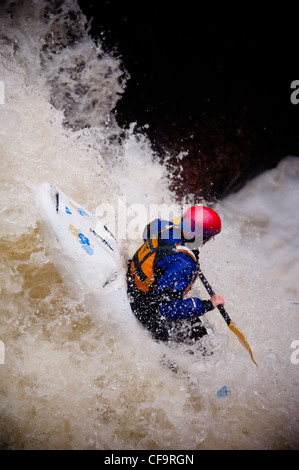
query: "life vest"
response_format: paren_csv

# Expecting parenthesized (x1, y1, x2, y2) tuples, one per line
(129, 235, 199, 294)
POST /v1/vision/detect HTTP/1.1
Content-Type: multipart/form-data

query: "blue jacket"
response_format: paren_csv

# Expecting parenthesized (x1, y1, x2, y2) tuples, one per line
(142, 219, 212, 321)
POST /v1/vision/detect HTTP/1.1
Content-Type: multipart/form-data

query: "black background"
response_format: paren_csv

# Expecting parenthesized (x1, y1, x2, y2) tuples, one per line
(78, 1, 299, 200)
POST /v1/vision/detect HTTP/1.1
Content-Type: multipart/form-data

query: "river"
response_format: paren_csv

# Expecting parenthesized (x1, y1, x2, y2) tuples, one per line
(0, 0, 298, 450)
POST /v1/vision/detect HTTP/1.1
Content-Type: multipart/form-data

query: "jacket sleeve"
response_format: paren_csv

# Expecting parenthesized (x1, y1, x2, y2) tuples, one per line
(159, 298, 214, 321)
(157, 252, 214, 321)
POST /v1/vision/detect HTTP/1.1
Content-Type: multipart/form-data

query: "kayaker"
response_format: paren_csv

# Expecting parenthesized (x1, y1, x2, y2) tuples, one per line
(127, 206, 225, 343)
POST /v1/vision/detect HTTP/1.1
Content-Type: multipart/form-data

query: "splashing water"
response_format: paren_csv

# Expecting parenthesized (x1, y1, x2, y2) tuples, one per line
(0, 0, 298, 450)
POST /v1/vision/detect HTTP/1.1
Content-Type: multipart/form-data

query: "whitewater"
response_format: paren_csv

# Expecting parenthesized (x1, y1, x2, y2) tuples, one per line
(0, 0, 298, 450)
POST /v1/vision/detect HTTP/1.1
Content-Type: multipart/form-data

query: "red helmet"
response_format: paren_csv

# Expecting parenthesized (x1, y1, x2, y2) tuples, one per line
(182, 206, 221, 241)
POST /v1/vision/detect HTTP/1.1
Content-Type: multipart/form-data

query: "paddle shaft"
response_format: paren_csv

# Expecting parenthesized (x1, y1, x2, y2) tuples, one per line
(198, 269, 258, 366)
(197, 271, 231, 325)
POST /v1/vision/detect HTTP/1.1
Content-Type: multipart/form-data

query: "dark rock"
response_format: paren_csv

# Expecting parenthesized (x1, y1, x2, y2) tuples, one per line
(79, 1, 299, 201)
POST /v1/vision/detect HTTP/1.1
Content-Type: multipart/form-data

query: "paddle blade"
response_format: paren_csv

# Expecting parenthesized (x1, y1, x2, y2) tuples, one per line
(229, 321, 258, 367)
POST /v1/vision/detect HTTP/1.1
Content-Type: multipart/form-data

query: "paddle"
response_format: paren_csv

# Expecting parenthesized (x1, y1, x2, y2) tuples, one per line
(198, 270, 258, 366)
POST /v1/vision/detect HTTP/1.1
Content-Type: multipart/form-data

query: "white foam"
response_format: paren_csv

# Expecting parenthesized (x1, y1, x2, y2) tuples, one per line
(0, 0, 298, 450)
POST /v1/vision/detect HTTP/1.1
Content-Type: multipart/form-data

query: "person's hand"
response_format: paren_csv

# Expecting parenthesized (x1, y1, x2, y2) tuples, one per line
(210, 294, 225, 308)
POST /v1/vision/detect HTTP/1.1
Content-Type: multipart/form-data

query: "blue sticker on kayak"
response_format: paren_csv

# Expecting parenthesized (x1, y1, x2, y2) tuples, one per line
(77, 207, 88, 217)
(68, 201, 88, 217)
(69, 224, 94, 255)
(78, 232, 93, 255)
